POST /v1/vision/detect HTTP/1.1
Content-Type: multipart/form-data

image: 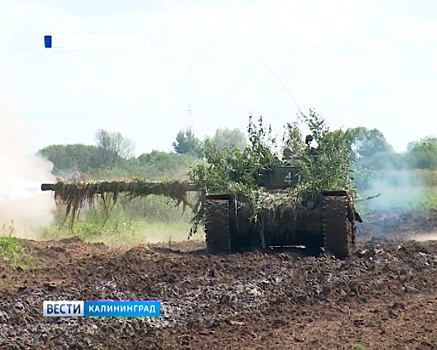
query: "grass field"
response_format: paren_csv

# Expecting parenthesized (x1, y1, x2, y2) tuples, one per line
(39, 219, 201, 246)
(38, 195, 204, 246)
(0, 223, 30, 268)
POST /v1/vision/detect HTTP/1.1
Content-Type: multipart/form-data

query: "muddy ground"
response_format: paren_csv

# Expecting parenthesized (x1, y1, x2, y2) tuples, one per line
(0, 211, 437, 349)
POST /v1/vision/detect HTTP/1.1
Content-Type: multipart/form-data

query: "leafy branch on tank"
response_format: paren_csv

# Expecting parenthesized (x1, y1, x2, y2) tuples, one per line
(188, 116, 281, 236)
(188, 110, 359, 239)
(47, 179, 193, 229)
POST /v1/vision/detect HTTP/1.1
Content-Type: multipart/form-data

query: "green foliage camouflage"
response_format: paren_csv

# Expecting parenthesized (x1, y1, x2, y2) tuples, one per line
(188, 109, 357, 235)
(284, 109, 357, 198)
(52, 180, 193, 228)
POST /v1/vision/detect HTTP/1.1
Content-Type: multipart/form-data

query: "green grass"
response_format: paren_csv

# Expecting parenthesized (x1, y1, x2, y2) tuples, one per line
(354, 345, 367, 350)
(40, 195, 205, 246)
(421, 189, 437, 209)
(0, 223, 30, 269)
(416, 169, 437, 187)
(40, 219, 202, 246)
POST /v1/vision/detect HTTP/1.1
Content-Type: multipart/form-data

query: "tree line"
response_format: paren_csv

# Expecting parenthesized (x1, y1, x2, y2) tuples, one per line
(38, 121, 437, 181)
(38, 127, 248, 180)
(352, 127, 437, 170)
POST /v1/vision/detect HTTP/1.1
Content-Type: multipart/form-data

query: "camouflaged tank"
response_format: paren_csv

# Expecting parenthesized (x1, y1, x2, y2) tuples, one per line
(203, 162, 361, 259)
(42, 163, 361, 259)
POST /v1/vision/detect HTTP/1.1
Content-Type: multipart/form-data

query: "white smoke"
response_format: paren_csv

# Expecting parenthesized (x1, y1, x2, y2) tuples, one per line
(361, 170, 424, 211)
(0, 96, 56, 237)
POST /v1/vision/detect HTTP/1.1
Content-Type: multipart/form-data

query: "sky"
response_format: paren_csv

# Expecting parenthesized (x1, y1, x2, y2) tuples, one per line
(1, 0, 437, 155)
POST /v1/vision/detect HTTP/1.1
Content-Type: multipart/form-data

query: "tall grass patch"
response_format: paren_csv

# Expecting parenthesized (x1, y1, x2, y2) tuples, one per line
(0, 222, 30, 268)
(41, 194, 201, 245)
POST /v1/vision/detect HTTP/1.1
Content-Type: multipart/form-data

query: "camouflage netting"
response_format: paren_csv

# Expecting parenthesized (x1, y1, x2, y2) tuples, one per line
(52, 180, 193, 227)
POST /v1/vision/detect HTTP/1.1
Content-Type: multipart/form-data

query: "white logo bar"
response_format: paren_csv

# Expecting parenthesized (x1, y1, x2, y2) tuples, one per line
(43, 301, 84, 316)
(46, 34, 143, 50)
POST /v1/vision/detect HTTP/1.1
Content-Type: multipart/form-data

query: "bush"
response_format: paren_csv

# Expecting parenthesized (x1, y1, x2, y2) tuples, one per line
(0, 223, 29, 268)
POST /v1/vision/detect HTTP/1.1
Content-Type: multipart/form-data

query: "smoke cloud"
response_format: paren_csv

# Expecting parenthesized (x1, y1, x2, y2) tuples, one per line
(0, 96, 56, 238)
(360, 170, 424, 211)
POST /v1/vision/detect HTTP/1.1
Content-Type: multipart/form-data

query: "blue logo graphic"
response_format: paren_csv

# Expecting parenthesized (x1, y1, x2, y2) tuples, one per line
(44, 35, 52, 48)
(43, 300, 160, 317)
(85, 300, 160, 317)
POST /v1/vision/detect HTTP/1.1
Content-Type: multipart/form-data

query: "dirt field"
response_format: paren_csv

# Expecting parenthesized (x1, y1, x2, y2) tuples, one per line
(1, 211, 437, 349)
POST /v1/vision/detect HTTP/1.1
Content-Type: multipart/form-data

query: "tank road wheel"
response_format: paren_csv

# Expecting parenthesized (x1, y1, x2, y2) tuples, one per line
(204, 198, 231, 254)
(322, 195, 354, 259)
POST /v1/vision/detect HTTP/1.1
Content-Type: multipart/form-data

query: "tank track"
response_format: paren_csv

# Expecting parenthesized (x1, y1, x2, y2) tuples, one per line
(204, 198, 231, 254)
(322, 195, 355, 259)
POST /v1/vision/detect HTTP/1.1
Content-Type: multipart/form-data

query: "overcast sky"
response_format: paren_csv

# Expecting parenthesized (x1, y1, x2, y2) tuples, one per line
(1, 0, 436, 155)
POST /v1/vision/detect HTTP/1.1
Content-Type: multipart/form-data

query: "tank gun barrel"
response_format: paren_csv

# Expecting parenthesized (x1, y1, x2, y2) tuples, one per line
(41, 183, 55, 191)
(41, 180, 196, 193)
(41, 180, 197, 210)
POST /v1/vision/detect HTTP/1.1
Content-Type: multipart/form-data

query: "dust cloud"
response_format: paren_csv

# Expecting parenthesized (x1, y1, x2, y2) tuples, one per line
(359, 170, 424, 211)
(0, 97, 56, 238)
(408, 232, 437, 242)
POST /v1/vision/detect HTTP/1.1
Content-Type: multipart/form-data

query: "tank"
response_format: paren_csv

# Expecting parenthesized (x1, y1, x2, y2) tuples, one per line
(203, 162, 360, 259)
(41, 164, 361, 259)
